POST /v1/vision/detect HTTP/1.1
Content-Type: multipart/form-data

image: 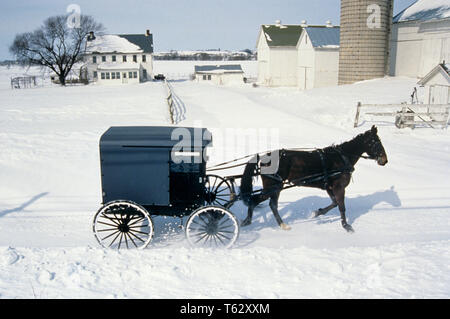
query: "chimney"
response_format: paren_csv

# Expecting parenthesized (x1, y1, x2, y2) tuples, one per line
(300, 20, 308, 27)
(326, 20, 333, 27)
(146, 29, 151, 36)
(87, 31, 95, 41)
(275, 19, 281, 26)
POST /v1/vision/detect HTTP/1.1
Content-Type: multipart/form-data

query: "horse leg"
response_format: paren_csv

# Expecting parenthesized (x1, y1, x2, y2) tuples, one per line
(313, 188, 337, 218)
(269, 189, 291, 230)
(241, 203, 256, 227)
(333, 186, 354, 233)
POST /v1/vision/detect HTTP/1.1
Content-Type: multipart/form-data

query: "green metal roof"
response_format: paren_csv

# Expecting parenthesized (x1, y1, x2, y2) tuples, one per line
(261, 25, 303, 47)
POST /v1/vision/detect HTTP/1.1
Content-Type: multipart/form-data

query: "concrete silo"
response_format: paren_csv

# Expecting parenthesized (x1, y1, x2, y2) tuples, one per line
(338, 0, 393, 85)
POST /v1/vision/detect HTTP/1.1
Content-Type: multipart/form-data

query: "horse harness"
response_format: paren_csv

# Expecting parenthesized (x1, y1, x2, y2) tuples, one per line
(260, 147, 355, 191)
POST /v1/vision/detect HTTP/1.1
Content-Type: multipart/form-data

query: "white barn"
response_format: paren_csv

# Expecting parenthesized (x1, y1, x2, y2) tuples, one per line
(256, 22, 303, 86)
(194, 65, 244, 85)
(84, 30, 154, 84)
(417, 62, 450, 104)
(297, 25, 340, 90)
(389, 0, 450, 78)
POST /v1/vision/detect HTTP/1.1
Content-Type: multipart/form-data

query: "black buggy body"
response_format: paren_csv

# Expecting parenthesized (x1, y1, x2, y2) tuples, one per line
(93, 126, 239, 249)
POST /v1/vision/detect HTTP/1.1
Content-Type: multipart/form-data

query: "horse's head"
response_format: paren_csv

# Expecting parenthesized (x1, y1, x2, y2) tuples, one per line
(362, 125, 388, 166)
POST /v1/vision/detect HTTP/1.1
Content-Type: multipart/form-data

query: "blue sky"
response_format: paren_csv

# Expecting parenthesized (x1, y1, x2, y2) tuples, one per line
(0, 0, 417, 60)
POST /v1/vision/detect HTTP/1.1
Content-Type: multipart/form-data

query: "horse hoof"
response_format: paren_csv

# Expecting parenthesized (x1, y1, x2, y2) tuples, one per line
(344, 224, 354, 233)
(280, 223, 291, 231)
(241, 220, 251, 227)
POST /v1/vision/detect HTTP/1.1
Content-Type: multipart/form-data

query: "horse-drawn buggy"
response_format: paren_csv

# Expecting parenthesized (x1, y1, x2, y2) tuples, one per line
(93, 125, 388, 250)
(92, 126, 239, 250)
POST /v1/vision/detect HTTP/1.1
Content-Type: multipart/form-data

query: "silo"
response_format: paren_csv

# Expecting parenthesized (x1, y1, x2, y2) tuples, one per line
(338, 0, 393, 85)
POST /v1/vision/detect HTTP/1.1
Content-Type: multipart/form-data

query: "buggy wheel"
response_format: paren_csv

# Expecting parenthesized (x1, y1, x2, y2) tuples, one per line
(185, 205, 239, 249)
(93, 200, 154, 250)
(205, 174, 236, 208)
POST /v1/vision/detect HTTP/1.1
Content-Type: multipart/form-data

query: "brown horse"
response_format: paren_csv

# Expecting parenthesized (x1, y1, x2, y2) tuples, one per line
(240, 126, 388, 232)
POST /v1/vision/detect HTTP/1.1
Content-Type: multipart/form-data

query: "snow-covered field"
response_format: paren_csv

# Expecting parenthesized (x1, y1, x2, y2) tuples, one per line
(1, 62, 449, 298)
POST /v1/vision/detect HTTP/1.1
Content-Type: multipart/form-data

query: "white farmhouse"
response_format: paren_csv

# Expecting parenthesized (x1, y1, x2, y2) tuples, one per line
(194, 65, 244, 85)
(84, 30, 153, 84)
(256, 21, 303, 86)
(417, 62, 450, 104)
(389, 0, 450, 78)
(297, 25, 340, 90)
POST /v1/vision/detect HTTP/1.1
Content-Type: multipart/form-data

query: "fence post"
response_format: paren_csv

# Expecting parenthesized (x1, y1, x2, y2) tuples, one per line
(354, 102, 362, 128)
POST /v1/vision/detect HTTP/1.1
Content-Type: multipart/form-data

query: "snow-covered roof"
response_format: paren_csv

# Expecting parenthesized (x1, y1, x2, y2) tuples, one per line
(417, 63, 450, 85)
(85, 34, 153, 54)
(194, 64, 243, 74)
(97, 62, 140, 70)
(303, 26, 340, 49)
(393, 0, 450, 23)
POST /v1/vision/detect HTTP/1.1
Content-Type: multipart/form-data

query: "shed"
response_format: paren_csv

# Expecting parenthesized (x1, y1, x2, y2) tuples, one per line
(194, 64, 244, 85)
(417, 63, 450, 104)
(256, 22, 303, 86)
(296, 26, 340, 90)
(99, 126, 212, 207)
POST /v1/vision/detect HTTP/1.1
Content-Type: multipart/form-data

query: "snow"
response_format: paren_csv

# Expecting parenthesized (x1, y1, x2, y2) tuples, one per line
(264, 32, 273, 42)
(395, 0, 450, 22)
(85, 35, 143, 54)
(1, 63, 450, 298)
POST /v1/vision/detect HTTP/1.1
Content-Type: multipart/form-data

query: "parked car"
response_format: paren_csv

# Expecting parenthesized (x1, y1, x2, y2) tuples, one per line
(154, 74, 165, 81)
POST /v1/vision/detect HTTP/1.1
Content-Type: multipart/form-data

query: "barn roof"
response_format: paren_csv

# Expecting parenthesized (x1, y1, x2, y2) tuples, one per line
(260, 25, 303, 47)
(393, 0, 450, 23)
(86, 33, 154, 54)
(194, 64, 243, 73)
(303, 26, 340, 48)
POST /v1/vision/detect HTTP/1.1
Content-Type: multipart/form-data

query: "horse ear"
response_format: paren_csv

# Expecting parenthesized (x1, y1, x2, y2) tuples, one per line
(371, 125, 377, 133)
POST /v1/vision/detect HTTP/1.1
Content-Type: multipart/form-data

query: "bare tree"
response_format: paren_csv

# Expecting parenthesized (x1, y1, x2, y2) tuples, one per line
(10, 14, 103, 86)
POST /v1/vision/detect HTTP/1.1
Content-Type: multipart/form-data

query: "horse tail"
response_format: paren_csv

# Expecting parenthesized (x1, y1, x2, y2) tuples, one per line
(240, 156, 258, 206)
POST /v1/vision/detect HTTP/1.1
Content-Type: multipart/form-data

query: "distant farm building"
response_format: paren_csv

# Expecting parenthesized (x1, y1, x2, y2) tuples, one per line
(390, 0, 450, 78)
(417, 63, 450, 104)
(297, 25, 340, 90)
(194, 64, 244, 85)
(84, 30, 154, 84)
(256, 22, 303, 86)
(256, 1, 449, 88)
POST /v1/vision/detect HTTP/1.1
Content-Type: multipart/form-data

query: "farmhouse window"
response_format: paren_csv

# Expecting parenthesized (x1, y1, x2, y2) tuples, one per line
(142, 55, 146, 62)
(106, 72, 110, 79)
(111, 72, 116, 79)
(123, 72, 127, 78)
(93, 71, 97, 78)
(133, 71, 138, 78)
(143, 69, 147, 79)
(129, 72, 133, 79)
(123, 55, 127, 62)
(203, 75, 206, 80)
(93, 56, 97, 64)
(133, 55, 137, 62)
(116, 72, 120, 79)
(112, 55, 116, 62)
(102, 56, 106, 62)
(207, 75, 211, 80)
(101, 73, 105, 80)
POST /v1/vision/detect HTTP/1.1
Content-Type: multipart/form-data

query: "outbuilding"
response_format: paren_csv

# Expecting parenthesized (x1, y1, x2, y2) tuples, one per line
(296, 25, 340, 90)
(256, 22, 303, 86)
(417, 62, 450, 104)
(194, 64, 244, 85)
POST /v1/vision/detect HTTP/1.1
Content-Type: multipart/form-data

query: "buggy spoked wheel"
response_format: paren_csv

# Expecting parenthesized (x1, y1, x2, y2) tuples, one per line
(93, 200, 154, 250)
(205, 174, 236, 208)
(185, 205, 239, 249)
